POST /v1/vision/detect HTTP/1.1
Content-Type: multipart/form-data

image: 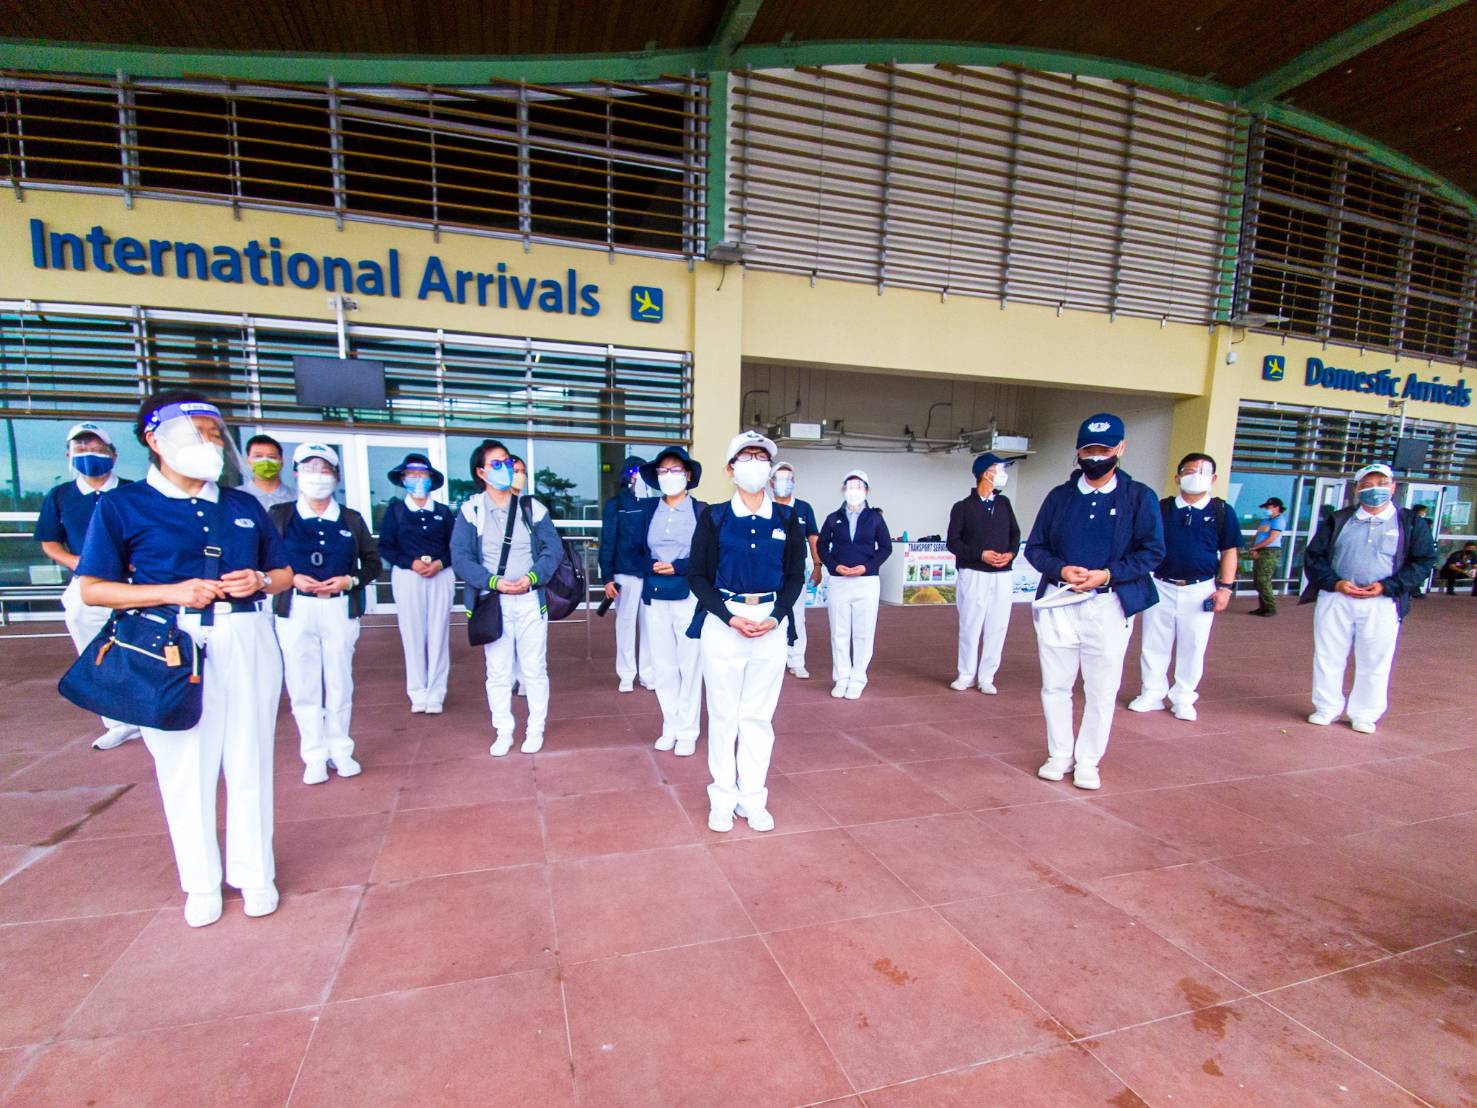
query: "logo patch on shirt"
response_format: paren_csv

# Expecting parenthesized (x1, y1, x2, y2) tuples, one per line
(771, 528, 786, 540)
(234, 518, 256, 528)
(339, 529, 353, 538)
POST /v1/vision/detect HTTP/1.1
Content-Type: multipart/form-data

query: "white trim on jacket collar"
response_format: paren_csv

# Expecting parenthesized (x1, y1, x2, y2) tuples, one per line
(297, 495, 342, 522)
(1355, 502, 1397, 523)
(730, 491, 774, 519)
(1077, 474, 1119, 495)
(146, 464, 218, 502)
(74, 473, 120, 496)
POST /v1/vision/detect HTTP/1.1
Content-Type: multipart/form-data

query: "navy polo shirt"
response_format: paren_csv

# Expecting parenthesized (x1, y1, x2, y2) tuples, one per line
(34, 476, 131, 552)
(1158, 497, 1241, 581)
(77, 470, 287, 599)
(716, 497, 789, 594)
(1057, 480, 1117, 569)
(379, 497, 455, 569)
(789, 498, 819, 538)
(282, 504, 358, 579)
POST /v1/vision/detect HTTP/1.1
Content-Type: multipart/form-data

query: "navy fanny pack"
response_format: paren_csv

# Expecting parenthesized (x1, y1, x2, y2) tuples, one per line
(59, 607, 205, 731)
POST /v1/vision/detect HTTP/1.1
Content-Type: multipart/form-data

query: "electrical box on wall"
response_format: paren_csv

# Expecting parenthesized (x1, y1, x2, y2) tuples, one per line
(782, 421, 825, 441)
(967, 431, 1032, 456)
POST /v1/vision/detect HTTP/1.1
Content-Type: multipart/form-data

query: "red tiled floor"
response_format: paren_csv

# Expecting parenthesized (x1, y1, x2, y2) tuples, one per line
(1092, 787, 1312, 860)
(708, 828, 920, 931)
(1087, 996, 1416, 1107)
(844, 722, 977, 763)
(1, 740, 160, 790)
(1187, 774, 1403, 840)
(671, 773, 838, 838)
(371, 799, 543, 882)
(5, 1010, 317, 1107)
(563, 937, 851, 1107)
(765, 908, 1065, 1089)
(847, 812, 1061, 905)
(976, 800, 1196, 880)
(332, 867, 554, 999)
(550, 844, 751, 962)
(271, 812, 389, 893)
(295, 971, 575, 1107)
(0, 835, 182, 923)
(541, 786, 698, 860)
(898, 755, 1052, 811)
(272, 762, 409, 823)
(66, 886, 360, 1037)
(788, 764, 958, 825)
(862, 1044, 1147, 1106)
(70, 781, 167, 840)
(532, 746, 661, 797)
(0, 785, 125, 846)
(396, 753, 537, 808)
(1397, 936, 1477, 992)
(769, 729, 882, 774)
(1265, 959, 1477, 1108)
(1333, 811, 1477, 904)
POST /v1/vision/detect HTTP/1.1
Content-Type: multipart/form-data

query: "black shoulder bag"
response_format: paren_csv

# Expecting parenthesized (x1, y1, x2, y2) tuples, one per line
(468, 498, 519, 646)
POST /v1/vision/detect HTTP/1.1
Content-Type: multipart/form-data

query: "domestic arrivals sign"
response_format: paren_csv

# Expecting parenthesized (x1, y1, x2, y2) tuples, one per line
(26, 219, 665, 323)
(1264, 354, 1471, 408)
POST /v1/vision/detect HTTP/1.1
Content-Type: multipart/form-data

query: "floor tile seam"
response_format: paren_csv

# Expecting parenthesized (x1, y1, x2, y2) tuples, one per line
(556, 922, 767, 970)
(1251, 927, 1477, 998)
(315, 839, 382, 1008)
(281, 1004, 326, 1108)
(44, 990, 330, 1048)
(46, 903, 173, 1046)
(1297, 831, 1477, 908)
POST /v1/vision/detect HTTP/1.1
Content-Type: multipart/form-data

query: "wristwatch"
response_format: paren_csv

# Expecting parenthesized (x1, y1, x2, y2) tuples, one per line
(257, 570, 270, 591)
(1216, 581, 1234, 591)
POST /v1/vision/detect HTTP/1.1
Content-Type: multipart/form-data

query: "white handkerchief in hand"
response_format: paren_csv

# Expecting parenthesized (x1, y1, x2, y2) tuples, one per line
(1031, 583, 1096, 611)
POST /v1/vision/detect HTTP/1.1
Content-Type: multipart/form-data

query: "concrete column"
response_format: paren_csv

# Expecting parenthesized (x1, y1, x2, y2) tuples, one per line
(1167, 325, 1242, 496)
(690, 260, 744, 477)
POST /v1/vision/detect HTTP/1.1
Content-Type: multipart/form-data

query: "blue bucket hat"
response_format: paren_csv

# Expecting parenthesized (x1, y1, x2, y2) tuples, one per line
(388, 452, 445, 491)
(640, 446, 702, 491)
(1076, 413, 1125, 450)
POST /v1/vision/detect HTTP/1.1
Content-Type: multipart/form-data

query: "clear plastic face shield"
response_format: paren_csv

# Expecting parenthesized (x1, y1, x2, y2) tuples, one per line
(843, 479, 868, 507)
(143, 401, 245, 485)
(770, 465, 795, 499)
(68, 433, 116, 479)
(296, 457, 340, 501)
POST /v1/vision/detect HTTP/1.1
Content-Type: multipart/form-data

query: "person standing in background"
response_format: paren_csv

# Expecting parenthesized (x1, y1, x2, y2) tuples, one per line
(598, 455, 654, 692)
(946, 452, 1020, 695)
(241, 435, 296, 512)
(380, 453, 456, 714)
(818, 470, 892, 700)
(1439, 541, 1476, 594)
(1247, 497, 1286, 616)
(769, 462, 821, 679)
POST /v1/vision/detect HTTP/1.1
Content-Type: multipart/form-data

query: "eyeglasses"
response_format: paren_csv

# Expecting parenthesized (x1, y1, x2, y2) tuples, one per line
(655, 465, 687, 475)
(734, 450, 770, 462)
(484, 459, 513, 471)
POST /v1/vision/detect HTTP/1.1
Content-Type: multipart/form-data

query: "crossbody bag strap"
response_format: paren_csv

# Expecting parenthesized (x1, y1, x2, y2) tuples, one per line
(493, 496, 518, 581)
(198, 494, 229, 628)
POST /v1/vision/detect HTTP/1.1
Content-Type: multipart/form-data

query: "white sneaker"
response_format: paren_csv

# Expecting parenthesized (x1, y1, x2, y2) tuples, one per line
(410, 702, 427, 714)
(514, 685, 526, 698)
(242, 883, 279, 918)
(736, 805, 775, 832)
(1307, 711, 1337, 726)
(792, 667, 810, 679)
(950, 676, 974, 691)
(1073, 764, 1102, 790)
(303, 760, 330, 786)
(708, 808, 735, 833)
(1128, 696, 1165, 713)
(520, 734, 545, 754)
(424, 703, 444, 715)
(654, 734, 677, 752)
(1350, 718, 1377, 734)
(1171, 703, 1198, 722)
(831, 683, 847, 699)
(641, 682, 656, 692)
(844, 685, 864, 700)
(1037, 758, 1072, 782)
(978, 682, 998, 695)
(330, 754, 362, 778)
(674, 738, 696, 757)
(184, 890, 223, 928)
(490, 734, 514, 757)
(92, 724, 143, 750)
(618, 680, 635, 693)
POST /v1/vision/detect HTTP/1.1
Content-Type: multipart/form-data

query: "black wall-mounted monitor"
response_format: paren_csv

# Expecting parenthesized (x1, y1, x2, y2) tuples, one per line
(1392, 436, 1431, 473)
(292, 356, 387, 410)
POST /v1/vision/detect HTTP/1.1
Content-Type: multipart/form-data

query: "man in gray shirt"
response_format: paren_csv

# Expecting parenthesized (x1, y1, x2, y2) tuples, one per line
(243, 434, 296, 510)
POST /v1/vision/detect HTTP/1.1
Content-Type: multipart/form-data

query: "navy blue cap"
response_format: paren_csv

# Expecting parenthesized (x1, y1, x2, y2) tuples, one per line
(971, 452, 1011, 479)
(640, 446, 702, 491)
(1076, 413, 1125, 449)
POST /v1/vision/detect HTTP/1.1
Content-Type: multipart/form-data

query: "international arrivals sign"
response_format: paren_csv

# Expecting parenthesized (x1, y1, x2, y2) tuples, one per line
(25, 219, 664, 324)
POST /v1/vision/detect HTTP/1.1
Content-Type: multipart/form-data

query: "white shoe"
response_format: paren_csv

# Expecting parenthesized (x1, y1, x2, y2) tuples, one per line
(708, 808, 735, 833)
(831, 684, 847, 699)
(520, 734, 544, 754)
(978, 682, 997, 695)
(654, 734, 677, 752)
(330, 754, 362, 778)
(92, 724, 143, 750)
(640, 682, 656, 692)
(950, 676, 974, 691)
(490, 734, 514, 757)
(1171, 703, 1198, 722)
(1128, 696, 1164, 713)
(792, 667, 810, 679)
(514, 685, 526, 698)
(1350, 718, 1377, 734)
(184, 891, 223, 928)
(674, 738, 696, 757)
(242, 883, 279, 918)
(410, 702, 427, 714)
(1037, 758, 1072, 782)
(844, 685, 863, 700)
(303, 760, 329, 786)
(736, 805, 775, 832)
(618, 680, 635, 693)
(1307, 711, 1337, 726)
(424, 703, 443, 715)
(1073, 764, 1102, 790)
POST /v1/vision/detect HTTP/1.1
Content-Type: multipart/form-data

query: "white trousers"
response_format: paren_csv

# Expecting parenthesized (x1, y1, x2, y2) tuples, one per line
(1137, 578, 1217, 709)
(1312, 592, 1400, 723)
(827, 574, 881, 690)
(703, 601, 787, 813)
(646, 595, 703, 743)
(142, 610, 280, 894)
(613, 572, 651, 686)
(1034, 592, 1135, 769)
(786, 604, 809, 670)
(955, 569, 1014, 685)
(61, 578, 129, 730)
(483, 591, 549, 739)
(391, 566, 455, 708)
(276, 594, 360, 766)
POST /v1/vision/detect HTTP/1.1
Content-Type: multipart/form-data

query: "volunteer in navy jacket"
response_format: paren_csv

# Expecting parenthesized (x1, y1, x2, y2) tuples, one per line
(1023, 413, 1165, 791)
(1301, 462, 1437, 734)
(36, 421, 139, 750)
(686, 430, 807, 833)
(450, 438, 563, 756)
(637, 447, 709, 756)
(75, 390, 293, 929)
(1129, 453, 1240, 722)
(269, 444, 382, 785)
(946, 452, 1021, 695)
(380, 452, 457, 714)
(818, 469, 892, 699)
(770, 462, 822, 679)
(598, 455, 654, 692)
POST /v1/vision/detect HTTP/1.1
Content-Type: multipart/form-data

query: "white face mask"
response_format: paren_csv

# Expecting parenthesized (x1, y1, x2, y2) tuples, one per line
(732, 458, 771, 493)
(298, 472, 338, 500)
(162, 440, 225, 482)
(844, 485, 867, 508)
(989, 466, 1008, 490)
(657, 471, 688, 497)
(771, 473, 795, 499)
(1178, 471, 1213, 495)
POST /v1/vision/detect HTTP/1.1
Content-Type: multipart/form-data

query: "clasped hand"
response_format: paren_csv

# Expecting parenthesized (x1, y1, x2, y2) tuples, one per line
(1060, 566, 1110, 592)
(1335, 579, 1384, 598)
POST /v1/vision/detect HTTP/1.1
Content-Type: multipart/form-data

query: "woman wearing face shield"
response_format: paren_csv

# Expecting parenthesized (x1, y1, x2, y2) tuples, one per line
(380, 453, 457, 714)
(818, 470, 892, 699)
(74, 391, 293, 928)
(269, 444, 382, 784)
(37, 422, 141, 750)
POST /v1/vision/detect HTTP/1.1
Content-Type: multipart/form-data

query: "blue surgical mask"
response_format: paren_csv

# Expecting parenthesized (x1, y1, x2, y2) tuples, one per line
(405, 476, 433, 499)
(1358, 486, 1392, 509)
(485, 463, 514, 491)
(72, 452, 114, 478)
(1259, 507, 1275, 519)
